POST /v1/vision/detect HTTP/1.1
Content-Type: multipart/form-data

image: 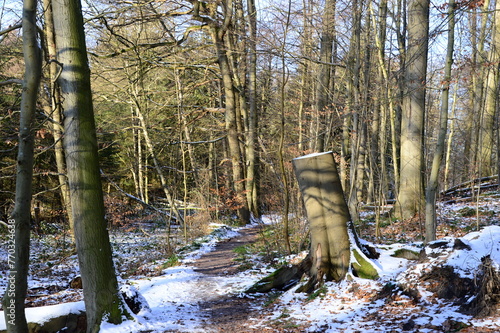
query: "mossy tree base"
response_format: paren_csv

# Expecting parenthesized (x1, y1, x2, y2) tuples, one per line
(351, 248, 379, 280)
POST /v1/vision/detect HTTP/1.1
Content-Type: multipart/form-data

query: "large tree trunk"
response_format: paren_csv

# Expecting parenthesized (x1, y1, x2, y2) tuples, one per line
(479, 0, 500, 178)
(292, 152, 351, 286)
(425, 0, 455, 242)
(2, 0, 41, 331)
(52, 0, 129, 331)
(394, 0, 430, 220)
(247, 152, 378, 295)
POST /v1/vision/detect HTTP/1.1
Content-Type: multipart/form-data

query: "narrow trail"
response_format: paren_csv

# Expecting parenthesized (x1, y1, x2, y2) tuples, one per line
(192, 225, 268, 332)
(194, 226, 262, 276)
(189, 225, 301, 332)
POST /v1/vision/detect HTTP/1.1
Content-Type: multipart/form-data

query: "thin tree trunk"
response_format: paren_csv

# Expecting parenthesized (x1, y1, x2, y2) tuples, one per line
(391, 0, 407, 193)
(278, 0, 293, 255)
(444, 86, 458, 188)
(370, 0, 389, 235)
(340, 112, 351, 192)
(347, 0, 362, 222)
(246, 0, 259, 219)
(2, 0, 41, 331)
(174, 69, 190, 240)
(425, 0, 455, 242)
(52, 0, 129, 330)
(42, 0, 74, 234)
(297, 0, 313, 154)
(491, 0, 500, 181)
(315, 0, 336, 152)
(470, 0, 491, 177)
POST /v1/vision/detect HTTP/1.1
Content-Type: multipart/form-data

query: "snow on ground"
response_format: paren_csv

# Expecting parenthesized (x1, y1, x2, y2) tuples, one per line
(100, 223, 271, 332)
(101, 266, 265, 332)
(264, 225, 500, 332)
(0, 222, 273, 332)
(0, 211, 499, 332)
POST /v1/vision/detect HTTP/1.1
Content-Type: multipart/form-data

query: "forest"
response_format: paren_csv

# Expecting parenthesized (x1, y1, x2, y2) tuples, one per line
(0, 0, 500, 332)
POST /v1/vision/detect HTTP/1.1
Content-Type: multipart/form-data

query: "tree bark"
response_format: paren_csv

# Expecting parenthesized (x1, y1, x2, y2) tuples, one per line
(52, 0, 129, 330)
(246, 0, 260, 219)
(425, 0, 455, 242)
(41, 0, 74, 234)
(479, 0, 500, 178)
(292, 152, 351, 286)
(394, 0, 429, 220)
(2, 0, 41, 331)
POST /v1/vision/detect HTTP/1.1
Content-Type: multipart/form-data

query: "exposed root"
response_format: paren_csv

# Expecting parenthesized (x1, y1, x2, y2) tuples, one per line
(461, 255, 500, 318)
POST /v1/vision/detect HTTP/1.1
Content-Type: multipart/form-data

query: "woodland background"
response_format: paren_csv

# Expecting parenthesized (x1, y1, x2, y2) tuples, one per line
(1, 0, 499, 245)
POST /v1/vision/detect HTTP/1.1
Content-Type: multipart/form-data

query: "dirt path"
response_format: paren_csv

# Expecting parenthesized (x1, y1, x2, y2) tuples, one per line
(194, 226, 262, 276)
(191, 226, 303, 332)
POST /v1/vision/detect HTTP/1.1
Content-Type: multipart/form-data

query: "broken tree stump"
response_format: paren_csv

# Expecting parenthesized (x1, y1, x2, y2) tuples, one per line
(292, 152, 351, 284)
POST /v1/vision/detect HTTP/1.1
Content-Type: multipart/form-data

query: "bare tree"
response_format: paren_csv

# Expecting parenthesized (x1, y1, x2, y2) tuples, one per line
(246, 0, 260, 219)
(313, 0, 335, 152)
(192, 0, 251, 224)
(425, 0, 456, 242)
(478, 0, 500, 178)
(394, 0, 430, 220)
(41, 0, 74, 233)
(52, 0, 130, 330)
(2, 0, 41, 331)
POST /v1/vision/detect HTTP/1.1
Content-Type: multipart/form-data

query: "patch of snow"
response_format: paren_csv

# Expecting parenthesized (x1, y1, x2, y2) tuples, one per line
(447, 225, 500, 278)
(0, 301, 85, 329)
(292, 151, 333, 160)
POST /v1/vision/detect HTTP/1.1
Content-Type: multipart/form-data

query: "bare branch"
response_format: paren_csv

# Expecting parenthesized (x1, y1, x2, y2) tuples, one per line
(0, 79, 23, 86)
(0, 23, 22, 37)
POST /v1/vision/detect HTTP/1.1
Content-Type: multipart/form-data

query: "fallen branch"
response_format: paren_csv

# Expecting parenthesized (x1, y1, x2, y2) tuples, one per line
(100, 170, 175, 222)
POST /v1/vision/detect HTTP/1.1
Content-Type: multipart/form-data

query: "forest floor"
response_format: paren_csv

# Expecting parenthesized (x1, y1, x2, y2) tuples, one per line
(169, 219, 500, 333)
(1, 198, 500, 332)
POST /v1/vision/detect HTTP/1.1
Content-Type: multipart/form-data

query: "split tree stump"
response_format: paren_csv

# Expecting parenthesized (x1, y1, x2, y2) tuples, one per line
(292, 152, 351, 284)
(246, 152, 378, 294)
